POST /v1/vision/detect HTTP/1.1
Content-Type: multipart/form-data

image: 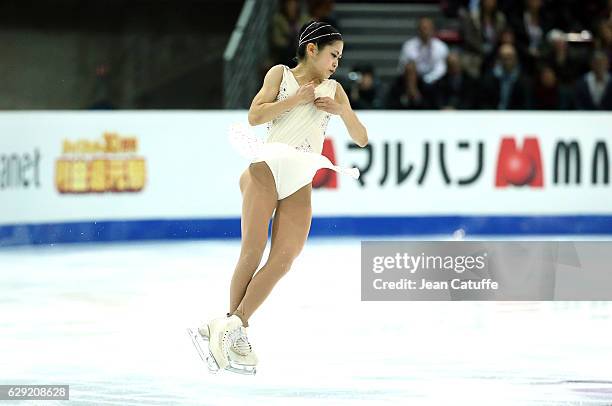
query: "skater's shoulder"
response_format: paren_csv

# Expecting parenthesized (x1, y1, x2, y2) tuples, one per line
(265, 64, 287, 78)
(333, 79, 347, 100)
(261, 65, 286, 87)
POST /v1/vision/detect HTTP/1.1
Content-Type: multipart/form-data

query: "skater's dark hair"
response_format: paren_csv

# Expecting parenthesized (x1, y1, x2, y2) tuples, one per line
(295, 20, 342, 62)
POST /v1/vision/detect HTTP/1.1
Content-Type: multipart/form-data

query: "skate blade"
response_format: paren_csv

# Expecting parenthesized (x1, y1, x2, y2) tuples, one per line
(186, 328, 220, 374)
(226, 360, 256, 375)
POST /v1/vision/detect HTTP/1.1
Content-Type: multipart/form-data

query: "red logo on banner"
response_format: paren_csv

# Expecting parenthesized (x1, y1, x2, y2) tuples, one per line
(495, 136, 543, 187)
(312, 138, 338, 189)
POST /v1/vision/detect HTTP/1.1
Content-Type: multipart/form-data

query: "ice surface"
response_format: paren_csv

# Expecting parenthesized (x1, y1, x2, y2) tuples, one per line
(1, 238, 611, 405)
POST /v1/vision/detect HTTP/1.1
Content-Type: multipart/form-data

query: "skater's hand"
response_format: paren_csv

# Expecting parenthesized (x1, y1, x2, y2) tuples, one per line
(295, 81, 316, 105)
(314, 96, 346, 115)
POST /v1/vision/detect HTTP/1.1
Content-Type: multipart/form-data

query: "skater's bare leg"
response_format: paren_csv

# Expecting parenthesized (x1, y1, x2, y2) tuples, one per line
(229, 162, 278, 321)
(232, 183, 312, 325)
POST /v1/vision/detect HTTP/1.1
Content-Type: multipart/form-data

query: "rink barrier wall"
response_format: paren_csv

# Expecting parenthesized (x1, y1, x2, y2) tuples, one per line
(1, 111, 612, 246)
(1, 215, 612, 246)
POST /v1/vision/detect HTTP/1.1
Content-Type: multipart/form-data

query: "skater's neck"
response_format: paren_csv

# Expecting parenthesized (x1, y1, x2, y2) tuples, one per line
(291, 64, 324, 86)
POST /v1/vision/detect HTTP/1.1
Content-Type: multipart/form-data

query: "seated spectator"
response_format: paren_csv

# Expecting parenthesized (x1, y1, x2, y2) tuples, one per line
(533, 65, 562, 109)
(459, 0, 507, 78)
(306, 0, 340, 30)
(435, 50, 478, 109)
(574, 51, 612, 110)
(542, 29, 586, 108)
(481, 27, 528, 76)
(543, 29, 583, 85)
(386, 70, 431, 109)
(479, 44, 533, 109)
(398, 17, 449, 84)
(393, 17, 449, 108)
(594, 20, 612, 67)
(270, 0, 310, 67)
(508, 0, 552, 74)
(346, 65, 384, 110)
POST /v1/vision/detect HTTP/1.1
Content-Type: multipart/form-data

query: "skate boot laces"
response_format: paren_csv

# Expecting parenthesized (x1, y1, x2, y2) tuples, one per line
(228, 326, 252, 356)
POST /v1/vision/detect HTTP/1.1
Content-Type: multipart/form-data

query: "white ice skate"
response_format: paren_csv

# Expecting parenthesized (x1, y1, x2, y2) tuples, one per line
(187, 315, 257, 375)
(186, 325, 220, 374)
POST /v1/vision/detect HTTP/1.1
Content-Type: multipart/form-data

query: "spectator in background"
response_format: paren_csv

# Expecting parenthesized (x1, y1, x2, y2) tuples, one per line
(544, 29, 582, 85)
(435, 50, 478, 109)
(574, 51, 612, 110)
(459, 0, 507, 78)
(479, 44, 533, 109)
(270, 0, 309, 67)
(306, 0, 340, 30)
(480, 27, 528, 76)
(394, 17, 449, 108)
(509, 0, 552, 74)
(386, 70, 427, 109)
(543, 29, 584, 108)
(533, 64, 562, 109)
(398, 17, 449, 84)
(594, 20, 612, 67)
(346, 65, 384, 109)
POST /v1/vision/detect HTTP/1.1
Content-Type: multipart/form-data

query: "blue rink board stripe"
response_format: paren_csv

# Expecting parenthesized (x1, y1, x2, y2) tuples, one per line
(1, 216, 612, 246)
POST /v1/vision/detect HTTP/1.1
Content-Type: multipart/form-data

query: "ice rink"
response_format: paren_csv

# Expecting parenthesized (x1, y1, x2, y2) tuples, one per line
(1, 238, 611, 405)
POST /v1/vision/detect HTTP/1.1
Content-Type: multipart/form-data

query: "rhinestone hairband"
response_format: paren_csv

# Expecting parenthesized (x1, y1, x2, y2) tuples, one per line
(299, 21, 319, 41)
(298, 22, 342, 47)
(298, 32, 342, 47)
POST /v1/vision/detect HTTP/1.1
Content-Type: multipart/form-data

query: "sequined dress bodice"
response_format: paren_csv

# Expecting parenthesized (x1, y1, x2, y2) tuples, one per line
(266, 65, 337, 154)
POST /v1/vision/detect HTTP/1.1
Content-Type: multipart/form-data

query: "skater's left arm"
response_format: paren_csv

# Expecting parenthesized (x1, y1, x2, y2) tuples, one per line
(314, 83, 368, 147)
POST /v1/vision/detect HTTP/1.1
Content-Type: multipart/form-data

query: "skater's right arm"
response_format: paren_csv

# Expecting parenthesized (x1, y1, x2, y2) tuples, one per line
(248, 65, 315, 126)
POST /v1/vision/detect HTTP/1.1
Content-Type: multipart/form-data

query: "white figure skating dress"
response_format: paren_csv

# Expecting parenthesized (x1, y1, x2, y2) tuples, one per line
(229, 65, 359, 200)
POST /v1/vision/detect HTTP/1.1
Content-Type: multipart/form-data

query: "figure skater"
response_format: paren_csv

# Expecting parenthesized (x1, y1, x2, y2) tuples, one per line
(188, 20, 368, 375)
